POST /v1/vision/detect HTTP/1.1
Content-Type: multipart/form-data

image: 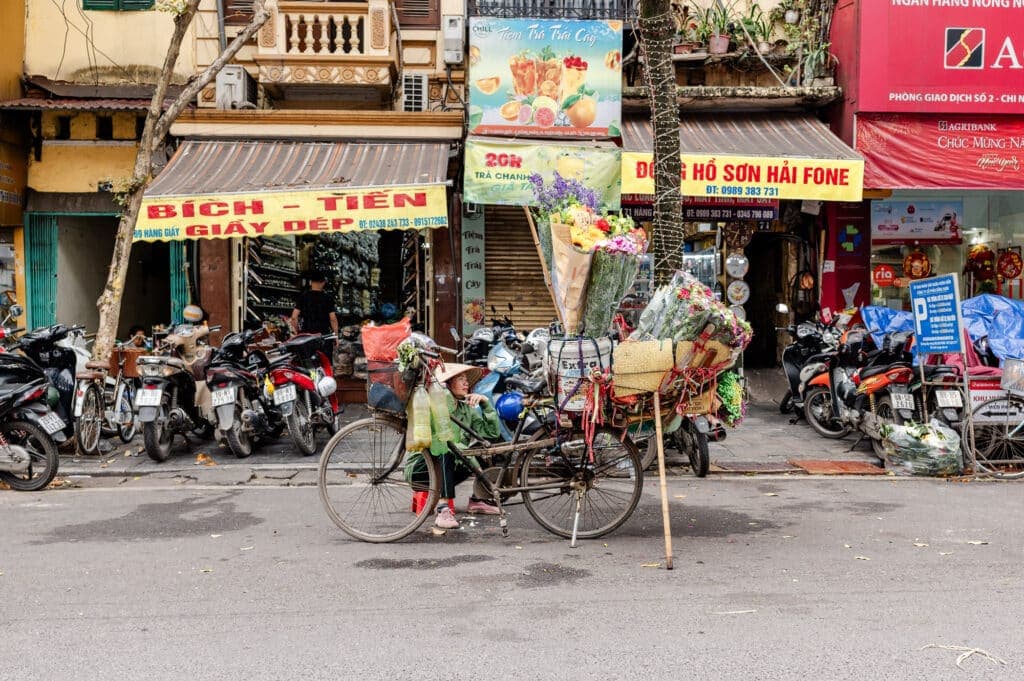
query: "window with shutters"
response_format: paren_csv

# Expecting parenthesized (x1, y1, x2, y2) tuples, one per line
(82, 0, 154, 10)
(395, 0, 439, 29)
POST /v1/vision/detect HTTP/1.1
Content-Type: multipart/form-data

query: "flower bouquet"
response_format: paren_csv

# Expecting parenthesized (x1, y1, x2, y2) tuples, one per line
(580, 214, 648, 336)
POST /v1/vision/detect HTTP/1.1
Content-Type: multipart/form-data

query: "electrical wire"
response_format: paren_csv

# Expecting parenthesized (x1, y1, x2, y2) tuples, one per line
(48, 0, 143, 84)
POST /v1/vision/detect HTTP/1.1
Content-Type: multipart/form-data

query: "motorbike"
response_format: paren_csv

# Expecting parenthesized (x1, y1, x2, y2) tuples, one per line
(135, 322, 219, 462)
(803, 328, 915, 458)
(12, 323, 85, 442)
(266, 333, 341, 456)
(778, 313, 841, 416)
(0, 304, 63, 491)
(463, 304, 520, 367)
(205, 329, 286, 458)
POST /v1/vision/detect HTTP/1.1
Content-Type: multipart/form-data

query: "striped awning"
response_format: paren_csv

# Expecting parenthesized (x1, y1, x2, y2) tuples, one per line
(621, 113, 864, 202)
(136, 140, 451, 242)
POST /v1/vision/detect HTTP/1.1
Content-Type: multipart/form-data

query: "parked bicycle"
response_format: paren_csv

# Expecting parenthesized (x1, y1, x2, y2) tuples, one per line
(317, 343, 644, 543)
(73, 342, 138, 455)
(969, 357, 1024, 479)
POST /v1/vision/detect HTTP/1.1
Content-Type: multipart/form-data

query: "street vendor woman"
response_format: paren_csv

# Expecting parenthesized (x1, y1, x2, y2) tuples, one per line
(406, 363, 501, 530)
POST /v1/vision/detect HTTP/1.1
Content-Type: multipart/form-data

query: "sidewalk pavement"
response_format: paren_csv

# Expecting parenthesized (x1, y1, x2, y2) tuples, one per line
(55, 401, 880, 485)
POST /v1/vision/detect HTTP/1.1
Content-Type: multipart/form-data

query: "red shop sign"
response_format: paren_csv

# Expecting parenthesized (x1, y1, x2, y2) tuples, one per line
(856, 114, 1024, 190)
(872, 264, 896, 288)
(858, 2, 1024, 115)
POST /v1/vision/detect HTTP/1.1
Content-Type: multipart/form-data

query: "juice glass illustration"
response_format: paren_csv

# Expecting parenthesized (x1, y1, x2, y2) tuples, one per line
(559, 56, 588, 102)
(556, 155, 585, 181)
(509, 54, 538, 96)
(535, 56, 562, 99)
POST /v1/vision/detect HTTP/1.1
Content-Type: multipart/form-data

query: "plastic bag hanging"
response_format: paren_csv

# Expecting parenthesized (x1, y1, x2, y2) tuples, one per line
(410, 386, 432, 449)
(428, 380, 454, 444)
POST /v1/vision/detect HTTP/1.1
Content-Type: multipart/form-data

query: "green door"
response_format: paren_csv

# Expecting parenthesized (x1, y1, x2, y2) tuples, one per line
(24, 214, 58, 329)
(169, 242, 189, 324)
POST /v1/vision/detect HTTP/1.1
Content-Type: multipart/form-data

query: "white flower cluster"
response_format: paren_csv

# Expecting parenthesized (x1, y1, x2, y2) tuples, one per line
(155, 0, 190, 16)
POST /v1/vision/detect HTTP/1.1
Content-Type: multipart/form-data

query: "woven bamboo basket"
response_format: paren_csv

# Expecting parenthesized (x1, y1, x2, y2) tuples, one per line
(612, 340, 675, 394)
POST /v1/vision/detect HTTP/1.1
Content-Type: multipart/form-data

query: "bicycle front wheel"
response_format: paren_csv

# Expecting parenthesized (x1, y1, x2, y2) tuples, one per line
(317, 414, 438, 542)
(970, 394, 1024, 479)
(520, 427, 643, 539)
(75, 384, 104, 455)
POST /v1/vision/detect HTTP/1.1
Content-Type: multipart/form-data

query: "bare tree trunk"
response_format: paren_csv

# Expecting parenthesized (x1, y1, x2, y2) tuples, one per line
(637, 0, 683, 285)
(92, 1, 270, 362)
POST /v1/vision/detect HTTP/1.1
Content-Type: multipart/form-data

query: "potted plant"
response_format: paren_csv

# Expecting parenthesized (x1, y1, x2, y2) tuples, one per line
(705, 1, 736, 55)
(739, 4, 773, 54)
(674, 11, 707, 54)
(801, 41, 834, 85)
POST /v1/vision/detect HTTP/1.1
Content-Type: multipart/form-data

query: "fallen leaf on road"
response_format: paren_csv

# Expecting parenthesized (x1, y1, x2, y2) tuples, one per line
(713, 609, 756, 615)
(967, 540, 989, 545)
(673, 494, 686, 499)
(844, 544, 852, 549)
(0, 570, 4, 576)
(240, 546, 254, 551)
(133, 476, 141, 480)
(913, 543, 929, 547)
(210, 534, 222, 538)
(782, 535, 794, 539)
(195, 453, 216, 466)
(855, 556, 871, 561)
(603, 543, 608, 547)
(515, 546, 523, 550)
(939, 551, 953, 556)
(199, 568, 213, 573)
(764, 493, 778, 497)
(641, 563, 661, 568)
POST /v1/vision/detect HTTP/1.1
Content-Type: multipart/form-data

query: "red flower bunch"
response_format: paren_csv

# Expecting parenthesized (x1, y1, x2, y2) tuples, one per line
(595, 218, 610, 233)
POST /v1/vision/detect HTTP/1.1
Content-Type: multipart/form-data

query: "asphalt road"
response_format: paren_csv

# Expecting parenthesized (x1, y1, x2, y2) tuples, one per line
(2, 477, 1021, 680)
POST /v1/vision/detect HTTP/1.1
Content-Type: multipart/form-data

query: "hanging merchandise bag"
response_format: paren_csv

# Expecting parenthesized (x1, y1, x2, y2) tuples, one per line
(362, 317, 412, 361)
(411, 386, 433, 449)
(428, 380, 454, 444)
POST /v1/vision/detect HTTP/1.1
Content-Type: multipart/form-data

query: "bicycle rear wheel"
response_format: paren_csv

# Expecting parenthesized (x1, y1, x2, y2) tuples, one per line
(970, 394, 1024, 479)
(317, 414, 438, 542)
(520, 427, 643, 539)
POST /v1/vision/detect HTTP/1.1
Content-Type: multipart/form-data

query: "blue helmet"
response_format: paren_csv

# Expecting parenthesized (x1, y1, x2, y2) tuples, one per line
(495, 391, 524, 421)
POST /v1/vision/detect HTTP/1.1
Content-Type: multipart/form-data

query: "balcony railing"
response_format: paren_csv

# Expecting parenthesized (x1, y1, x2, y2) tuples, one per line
(469, 0, 637, 19)
(255, 0, 398, 89)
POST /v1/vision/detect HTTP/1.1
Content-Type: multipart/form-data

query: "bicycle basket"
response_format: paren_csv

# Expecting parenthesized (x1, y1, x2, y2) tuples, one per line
(366, 360, 417, 415)
(1001, 358, 1024, 395)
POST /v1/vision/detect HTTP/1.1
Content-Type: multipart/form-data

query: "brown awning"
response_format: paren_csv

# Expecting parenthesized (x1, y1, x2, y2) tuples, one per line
(622, 113, 861, 160)
(136, 139, 452, 242)
(147, 139, 450, 197)
(620, 113, 863, 202)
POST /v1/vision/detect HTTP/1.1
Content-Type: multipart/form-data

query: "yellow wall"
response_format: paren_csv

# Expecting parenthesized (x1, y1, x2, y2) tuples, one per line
(24, 0, 196, 84)
(0, 0, 25, 100)
(28, 142, 137, 193)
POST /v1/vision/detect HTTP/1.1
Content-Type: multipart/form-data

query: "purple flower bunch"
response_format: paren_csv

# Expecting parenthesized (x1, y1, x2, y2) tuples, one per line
(597, 234, 641, 255)
(528, 172, 600, 218)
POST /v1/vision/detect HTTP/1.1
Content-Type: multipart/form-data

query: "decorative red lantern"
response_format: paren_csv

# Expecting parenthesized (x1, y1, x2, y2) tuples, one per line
(903, 250, 932, 280)
(966, 244, 997, 281)
(997, 250, 1023, 280)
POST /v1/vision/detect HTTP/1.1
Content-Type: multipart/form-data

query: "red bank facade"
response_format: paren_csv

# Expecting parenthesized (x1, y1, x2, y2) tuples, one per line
(827, 0, 1024, 313)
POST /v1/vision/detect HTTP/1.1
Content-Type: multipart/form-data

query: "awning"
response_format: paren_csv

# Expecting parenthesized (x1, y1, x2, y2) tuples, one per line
(135, 140, 450, 242)
(621, 113, 864, 203)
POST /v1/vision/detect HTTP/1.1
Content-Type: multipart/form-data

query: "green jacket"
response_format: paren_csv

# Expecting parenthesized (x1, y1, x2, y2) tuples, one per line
(406, 393, 501, 478)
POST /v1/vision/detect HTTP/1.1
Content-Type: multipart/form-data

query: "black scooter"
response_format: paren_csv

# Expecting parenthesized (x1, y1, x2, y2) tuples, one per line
(778, 310, 840, 417)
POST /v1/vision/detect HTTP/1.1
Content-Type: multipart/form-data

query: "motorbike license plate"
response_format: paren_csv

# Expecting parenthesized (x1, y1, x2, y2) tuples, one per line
(935, 390, 963, 408)
(211, 388, 235, 407)
(891, 392, 915, 411)
(38, 412, 65, 435)
(273, 384, 297, 405)
(136, 388, 162, 407)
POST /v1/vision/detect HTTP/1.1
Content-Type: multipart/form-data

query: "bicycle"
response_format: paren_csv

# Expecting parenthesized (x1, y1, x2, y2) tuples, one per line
(969, 357, 1024, 480)
(317, 347, 644, 543)
(74, 342, 138, 455)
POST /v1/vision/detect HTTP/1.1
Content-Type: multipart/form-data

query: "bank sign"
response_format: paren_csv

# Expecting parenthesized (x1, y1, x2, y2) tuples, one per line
(859, 1, 1024, 114)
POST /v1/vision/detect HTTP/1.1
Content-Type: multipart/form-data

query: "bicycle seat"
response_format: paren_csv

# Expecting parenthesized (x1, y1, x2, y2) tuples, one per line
(506, 376, 545, 394)
(85, 361, 109, 371)
(76, 370, 105, 381)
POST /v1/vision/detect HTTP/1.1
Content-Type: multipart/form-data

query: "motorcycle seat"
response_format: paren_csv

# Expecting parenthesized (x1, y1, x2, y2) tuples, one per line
(860, 362, 910, 379)
(85, 360, 109, 371)
(76, 370, 105, 381)
(506, 376, 545, 394)
(923, 365, 959, 379)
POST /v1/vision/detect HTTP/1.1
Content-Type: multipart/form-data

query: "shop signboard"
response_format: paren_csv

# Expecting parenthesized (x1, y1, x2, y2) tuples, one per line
(620, 151, 864, 202)
(467, 17, 623, 138)
(0, 141, 26, 226)
(857, 114, 1024, 190)
(858, 2, 1024, 115)
(909, 273, 964, 356)
(134, 184, 449, 242)
(870, 199, 964, 244)
(460, 213, 486, 333)
(463, 137, 621, 208)
(620, 194, 779, 221)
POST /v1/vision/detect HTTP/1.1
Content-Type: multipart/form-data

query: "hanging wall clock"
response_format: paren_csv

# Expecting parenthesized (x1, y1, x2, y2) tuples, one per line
(725, 252, 750, 279)
(726, 280, 751, 305)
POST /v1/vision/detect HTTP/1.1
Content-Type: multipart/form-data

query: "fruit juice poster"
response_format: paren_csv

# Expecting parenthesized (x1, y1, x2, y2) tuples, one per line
(467, 17, 622, 139)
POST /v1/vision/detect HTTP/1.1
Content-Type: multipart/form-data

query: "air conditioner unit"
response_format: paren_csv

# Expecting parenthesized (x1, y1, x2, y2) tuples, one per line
(215, 65, 257, 110)
(402, 73, 428, 112)
(443, 15, 465, 65)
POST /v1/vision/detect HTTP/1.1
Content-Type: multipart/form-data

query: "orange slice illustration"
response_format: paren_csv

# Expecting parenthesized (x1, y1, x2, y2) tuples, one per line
(475, 76, 501, 95)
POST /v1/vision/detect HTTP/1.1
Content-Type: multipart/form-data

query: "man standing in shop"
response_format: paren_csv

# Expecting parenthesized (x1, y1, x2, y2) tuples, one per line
(290, 271, 339, 338)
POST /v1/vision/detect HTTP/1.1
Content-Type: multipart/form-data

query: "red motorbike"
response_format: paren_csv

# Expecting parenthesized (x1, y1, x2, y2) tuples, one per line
(267, 333, 341, 456)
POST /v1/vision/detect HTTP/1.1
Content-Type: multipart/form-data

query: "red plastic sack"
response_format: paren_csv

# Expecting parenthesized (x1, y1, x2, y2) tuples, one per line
(361, 318, 412, 361)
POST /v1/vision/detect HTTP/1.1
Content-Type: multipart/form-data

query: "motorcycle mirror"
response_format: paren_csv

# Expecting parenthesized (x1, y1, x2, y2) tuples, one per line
(9, 304, 23, 318)
(449, 326, 460, 342)
(507, 302, 514, 312)
(775, 303, 790, 314)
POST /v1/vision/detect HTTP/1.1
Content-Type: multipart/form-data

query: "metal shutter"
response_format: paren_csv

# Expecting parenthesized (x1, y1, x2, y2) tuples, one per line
(484, 205, 558, 332)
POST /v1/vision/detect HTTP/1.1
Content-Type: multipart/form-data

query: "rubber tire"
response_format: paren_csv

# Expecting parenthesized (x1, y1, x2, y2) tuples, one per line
(0, 420, 60, 491)
(871, 395, 900, 459)
(317, 415, 438, 543)
(803, 386, 852, 439)
(521, 427, 644, 540)
(676, 425, 710, 478)
(143, 420, 173, 462)
(287, 391, 317, 456)
(75, 383, 104, 456)
(117, 388, 137, 443)
(225, 391, 252, 458)
(779, 390, 794, 414)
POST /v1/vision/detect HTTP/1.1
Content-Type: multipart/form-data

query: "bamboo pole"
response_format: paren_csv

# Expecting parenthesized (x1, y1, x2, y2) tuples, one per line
(653, 392, 673, 570)
(523, 207, 564, 329)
